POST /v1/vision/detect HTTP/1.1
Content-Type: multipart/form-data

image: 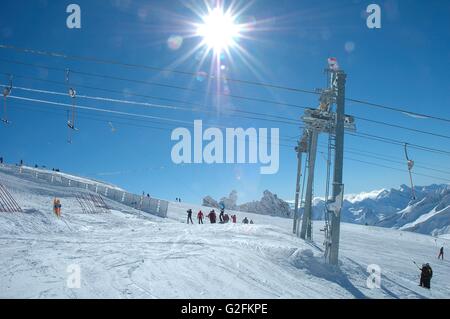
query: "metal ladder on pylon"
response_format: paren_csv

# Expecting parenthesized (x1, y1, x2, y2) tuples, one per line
(323, 131, 336, 258)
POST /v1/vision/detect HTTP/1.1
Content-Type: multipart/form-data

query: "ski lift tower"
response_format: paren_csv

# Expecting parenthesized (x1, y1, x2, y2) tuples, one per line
(294, 59, 355, 265)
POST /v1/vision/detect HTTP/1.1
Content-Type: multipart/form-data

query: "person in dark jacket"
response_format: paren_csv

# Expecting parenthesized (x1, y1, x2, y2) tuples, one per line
(186, 209, 193, 224)
(438, 247, 444, 260)
(419, 263, 433, 289)
(197, 210, 204, 224)
(207, 210, 217, 224)
(242, 217, 249, 224)
(219, 208, 225, 223)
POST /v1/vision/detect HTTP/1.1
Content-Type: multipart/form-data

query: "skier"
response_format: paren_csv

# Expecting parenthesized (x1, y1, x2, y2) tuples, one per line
(197, 210, 204, 224)
(242, 217, 249, 224)
(0, 157, 3, 164)
(219, 209, 225, 223)
(207, 210, 217, 224)
(186, 209, 193, 224)
(53, 198, 61, 217)
(250, 219, 254, 224)
(53, 198, 58, 216)
(419, 263, 433, 289)
(231, 214, 237, 223)
(223, 213, 229, 223)
(438, 247, 444, 260)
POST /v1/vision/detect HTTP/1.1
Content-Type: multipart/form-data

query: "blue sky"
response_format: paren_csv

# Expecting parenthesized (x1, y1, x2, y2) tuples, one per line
(0, 0, 449, 204)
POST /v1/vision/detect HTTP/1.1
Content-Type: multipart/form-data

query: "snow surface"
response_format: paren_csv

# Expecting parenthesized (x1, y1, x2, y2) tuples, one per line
(1, 169, 450, 299)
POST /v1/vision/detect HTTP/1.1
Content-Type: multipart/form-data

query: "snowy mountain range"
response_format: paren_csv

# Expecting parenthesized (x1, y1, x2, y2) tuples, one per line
(205, 184, 450, 236)
(303, 184, 450, 236)
(203, 190, 292, 217)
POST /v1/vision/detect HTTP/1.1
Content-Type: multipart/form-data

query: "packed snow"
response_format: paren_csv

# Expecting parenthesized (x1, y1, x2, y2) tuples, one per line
(0, 167, 449, 299)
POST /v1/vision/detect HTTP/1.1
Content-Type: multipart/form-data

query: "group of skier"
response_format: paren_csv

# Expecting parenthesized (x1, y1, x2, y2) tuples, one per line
(186, 208, 253, 225)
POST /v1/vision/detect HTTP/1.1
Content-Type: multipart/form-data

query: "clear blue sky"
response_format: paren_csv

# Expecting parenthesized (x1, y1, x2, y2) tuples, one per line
(0, 0, 449, 204)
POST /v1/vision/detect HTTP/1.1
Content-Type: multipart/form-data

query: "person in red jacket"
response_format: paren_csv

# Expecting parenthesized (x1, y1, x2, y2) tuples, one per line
(197, 210, 204, 224)
(207, 210, 217, 224)
(231, 214, 237, 223)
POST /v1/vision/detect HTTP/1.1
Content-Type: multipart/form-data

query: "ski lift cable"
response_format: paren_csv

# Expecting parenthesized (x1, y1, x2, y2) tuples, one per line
(1, 46, 449, 124)
(345, 157, 450, 183)
(354, 115, 450, 140)
(7, 88, 450, 160)
(11, 100, 450, 182)
(0, 44, 319, 95)
(2, 60, 450, 142)
(0, 58, 310, 109)
(317, 139, 450, 175)
(328, 155, 450, 184)
(286, 131, 450, 160)
(315, 143, 450, 176)
(14, 104, 292, 149)
(1, 84, 300, 126)
(14, 102, 299, 150)
(1, 72, 449, 141)
(347, 97, 450, 124)
(8, 95, 297, 149)
(13, 102, 182, 133)
(347, 132, 450, 157)
(342, 148, 450, 176)
(286, 134, 450, 171)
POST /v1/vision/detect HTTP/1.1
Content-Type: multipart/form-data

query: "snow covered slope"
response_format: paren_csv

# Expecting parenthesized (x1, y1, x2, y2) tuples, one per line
(1, 169, 449, 298)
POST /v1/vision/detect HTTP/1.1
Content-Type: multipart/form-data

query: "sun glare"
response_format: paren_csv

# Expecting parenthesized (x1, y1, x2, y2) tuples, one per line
(196, 7, 241, 52)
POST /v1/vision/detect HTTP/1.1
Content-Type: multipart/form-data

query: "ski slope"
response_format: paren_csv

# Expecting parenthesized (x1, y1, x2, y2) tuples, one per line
(1, 168, 449, 299)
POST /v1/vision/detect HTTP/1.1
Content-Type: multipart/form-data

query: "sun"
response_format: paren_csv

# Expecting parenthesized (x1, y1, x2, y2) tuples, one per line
(196, 7, 241, 53)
